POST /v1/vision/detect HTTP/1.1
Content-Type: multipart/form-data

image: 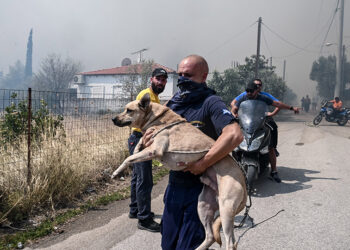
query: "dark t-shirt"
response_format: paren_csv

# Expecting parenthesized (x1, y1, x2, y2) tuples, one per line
(169, 94, 236, 186)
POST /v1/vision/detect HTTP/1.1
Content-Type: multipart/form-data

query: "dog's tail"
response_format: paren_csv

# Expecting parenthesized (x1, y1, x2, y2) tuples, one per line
(212, 215, 222, 246)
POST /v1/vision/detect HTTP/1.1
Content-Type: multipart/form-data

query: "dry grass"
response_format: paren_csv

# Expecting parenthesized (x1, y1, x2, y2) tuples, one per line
(0, 116, 130, 225)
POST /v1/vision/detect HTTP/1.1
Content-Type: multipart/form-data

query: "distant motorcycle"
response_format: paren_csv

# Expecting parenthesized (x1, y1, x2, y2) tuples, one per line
(346, 108, 350, 120)
(313, 100, 348, 126)
(233, 100, 270, 191)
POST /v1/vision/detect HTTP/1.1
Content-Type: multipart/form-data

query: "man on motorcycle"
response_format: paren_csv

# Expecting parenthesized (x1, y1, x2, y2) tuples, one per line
(254, 79, 281, 181)
(313, 98, 348, 126)
(329, 97, 343, 118)
(231, 80, 299, 183)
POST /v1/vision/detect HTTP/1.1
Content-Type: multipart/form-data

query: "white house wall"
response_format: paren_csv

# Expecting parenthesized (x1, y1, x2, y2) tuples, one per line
(73, 73, 178, 101)
(158, 74, 178, 101)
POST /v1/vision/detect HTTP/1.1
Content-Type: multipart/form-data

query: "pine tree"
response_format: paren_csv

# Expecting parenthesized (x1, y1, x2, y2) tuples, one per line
(25, 29, 33, 78)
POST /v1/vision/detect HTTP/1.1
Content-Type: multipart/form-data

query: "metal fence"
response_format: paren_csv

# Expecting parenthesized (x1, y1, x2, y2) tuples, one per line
(0, 88, 130, 188)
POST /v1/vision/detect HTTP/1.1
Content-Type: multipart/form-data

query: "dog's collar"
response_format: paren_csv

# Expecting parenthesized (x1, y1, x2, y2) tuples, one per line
(151, 120, 186, 139)
(141, 107, 170, 130)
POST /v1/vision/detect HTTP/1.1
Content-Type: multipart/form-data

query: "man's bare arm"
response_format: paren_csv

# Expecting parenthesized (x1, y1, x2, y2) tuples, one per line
(230, 100, 239, 117)
(267, 107, 280, 117)
(230, 99, 237, 114)
(272, 101, 299, 114)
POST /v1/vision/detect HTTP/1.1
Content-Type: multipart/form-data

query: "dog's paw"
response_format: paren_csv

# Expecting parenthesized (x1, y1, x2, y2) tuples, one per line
(111, 163, 128, 179)
(111, 170, 120, 179)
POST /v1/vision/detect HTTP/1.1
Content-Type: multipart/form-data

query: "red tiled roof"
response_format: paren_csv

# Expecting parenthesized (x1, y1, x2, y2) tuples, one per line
(80, 63, 176, 75)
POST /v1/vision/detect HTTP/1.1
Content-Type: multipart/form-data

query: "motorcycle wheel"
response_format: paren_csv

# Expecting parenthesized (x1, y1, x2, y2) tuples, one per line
(246, 165, 257, 190)
(313, 114, 323, 125)
(259, 154, 270, 174)
(337, 117, 348, 126)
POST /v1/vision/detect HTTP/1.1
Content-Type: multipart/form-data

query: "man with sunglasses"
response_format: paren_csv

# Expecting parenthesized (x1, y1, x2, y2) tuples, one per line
(231, 80, 299, 183)
(127, 68, 168, 232)
(252, 79, 281, 181)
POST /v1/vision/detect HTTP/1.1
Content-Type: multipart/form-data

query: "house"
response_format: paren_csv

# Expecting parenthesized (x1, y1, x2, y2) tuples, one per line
(70, 63, 178, 102)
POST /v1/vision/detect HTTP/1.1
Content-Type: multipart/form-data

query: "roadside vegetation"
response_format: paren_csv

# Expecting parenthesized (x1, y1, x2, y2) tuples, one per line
(310, 55, 350, 100)
(0, 164, 168, 249)
(0, 94, 169, 249)
(208, 55, 297, 105)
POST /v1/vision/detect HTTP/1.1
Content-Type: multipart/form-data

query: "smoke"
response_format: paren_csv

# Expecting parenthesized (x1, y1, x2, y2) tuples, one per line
(0, 0, 349, 98)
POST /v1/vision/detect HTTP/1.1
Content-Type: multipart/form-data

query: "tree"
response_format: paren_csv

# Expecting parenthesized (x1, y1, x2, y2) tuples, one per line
(258, 72, 286, 101)
(0, 29, 34, 89)
(282, 86, 297, 104)
(25, 29, 33, 78)
(208, 69, 244, 105)
(310, 55, 350, 100)
(237, 55, 287, 100)
(0, 60, 27, 89)
(309, 55, 337, 99)
(139, 60, 154, 92)
(208, 55, 291, 105)
(122, 64, 139, 101)
(32, 54, 82, 92)
(343, 55, 350, 100)
(236, 55, 271, 82)
(122, 60, 154, 101)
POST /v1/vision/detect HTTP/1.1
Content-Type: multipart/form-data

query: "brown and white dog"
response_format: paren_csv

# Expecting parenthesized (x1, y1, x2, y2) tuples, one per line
(111, 93, 247, 250)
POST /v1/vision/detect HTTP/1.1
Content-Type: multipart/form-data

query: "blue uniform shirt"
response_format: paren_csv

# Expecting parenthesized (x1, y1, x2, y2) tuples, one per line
(167, 94, 236, 186)
(180, 95, 235, 140)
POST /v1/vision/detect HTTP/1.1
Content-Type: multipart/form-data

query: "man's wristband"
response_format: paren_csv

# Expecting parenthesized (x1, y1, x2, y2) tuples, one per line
(289, 106, 294, 110)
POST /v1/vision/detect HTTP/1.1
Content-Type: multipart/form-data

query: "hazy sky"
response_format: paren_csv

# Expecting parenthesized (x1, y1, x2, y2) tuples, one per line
(0, 0, 349, 98)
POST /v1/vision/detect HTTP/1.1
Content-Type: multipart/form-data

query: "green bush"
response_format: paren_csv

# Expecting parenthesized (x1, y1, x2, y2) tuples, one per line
(0, 93, 65, 145)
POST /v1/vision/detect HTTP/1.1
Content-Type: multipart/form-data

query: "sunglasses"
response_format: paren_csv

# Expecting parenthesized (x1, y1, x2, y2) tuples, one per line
(255, 84, 262, 87)
(246, 89, 256, 93)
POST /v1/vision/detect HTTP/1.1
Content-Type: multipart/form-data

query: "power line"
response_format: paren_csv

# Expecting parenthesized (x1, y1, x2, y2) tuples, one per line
(206, 20, 257, 55)
(319, 0, 340, 54)
(276, 0, 340, 59)
(315, 0, 325, 33)
(261, 28, 274, 58)
(262, 23, 317, 54)
(272, 47, 310, 59)
(262, 18, 333, 59)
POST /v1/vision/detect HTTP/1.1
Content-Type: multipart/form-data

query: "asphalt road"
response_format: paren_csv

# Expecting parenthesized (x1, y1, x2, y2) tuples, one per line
(28, 113, 350, 250)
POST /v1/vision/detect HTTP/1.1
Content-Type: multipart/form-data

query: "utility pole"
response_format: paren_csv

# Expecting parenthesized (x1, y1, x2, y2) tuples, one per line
(255, 17, 262, 78)
(335, 0, 344, 98)
(283, 60, 286, 81)
(270, 57, 272, 68)
(341, 45, 346, 93)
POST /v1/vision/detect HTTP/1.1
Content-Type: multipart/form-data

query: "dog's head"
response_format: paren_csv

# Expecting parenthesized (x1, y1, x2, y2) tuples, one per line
(112, 93, 151, 128)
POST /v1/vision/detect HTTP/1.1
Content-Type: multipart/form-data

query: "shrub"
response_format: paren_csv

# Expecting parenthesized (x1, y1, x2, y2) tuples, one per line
(0, 92, 64, 146)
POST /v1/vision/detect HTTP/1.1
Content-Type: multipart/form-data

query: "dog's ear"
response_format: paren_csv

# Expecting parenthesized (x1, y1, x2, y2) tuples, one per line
(139, 93, 151, 110)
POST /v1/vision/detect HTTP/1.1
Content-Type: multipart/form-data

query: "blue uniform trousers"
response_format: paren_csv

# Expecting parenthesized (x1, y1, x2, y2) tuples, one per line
(161, 183, 205, 250)
(128, 131, 153, 220)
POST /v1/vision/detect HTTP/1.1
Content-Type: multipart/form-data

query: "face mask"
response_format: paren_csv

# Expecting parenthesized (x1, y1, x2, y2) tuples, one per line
(151, 82, 165, 94)
(177, 76, 203, 93)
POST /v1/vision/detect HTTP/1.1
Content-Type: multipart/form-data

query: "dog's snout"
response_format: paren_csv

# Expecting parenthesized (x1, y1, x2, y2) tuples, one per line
(112, 117, 119, 126)
(112, 117, 132, 127)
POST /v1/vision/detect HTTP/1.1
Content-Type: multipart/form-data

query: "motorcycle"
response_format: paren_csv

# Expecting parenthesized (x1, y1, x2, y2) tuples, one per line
(233, 100, 271, 191)
(346, 108, 350, 120)
(313, 100, 348, 126)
